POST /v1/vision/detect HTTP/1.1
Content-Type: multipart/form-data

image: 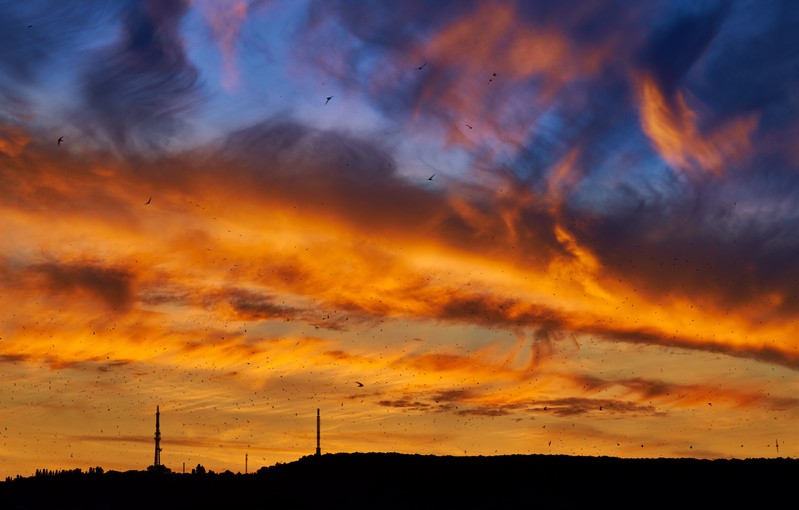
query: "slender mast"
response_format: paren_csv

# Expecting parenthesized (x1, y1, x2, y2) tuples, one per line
(315, 408, 321, 456)
(154, 406, 162, 467)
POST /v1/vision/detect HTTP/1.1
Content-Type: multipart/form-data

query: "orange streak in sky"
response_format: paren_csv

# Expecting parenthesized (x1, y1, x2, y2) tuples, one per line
(638, 75, 759, 176)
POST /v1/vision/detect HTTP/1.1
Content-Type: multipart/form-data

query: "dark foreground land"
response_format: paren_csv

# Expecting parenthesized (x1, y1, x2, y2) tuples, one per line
(1, 453, 796, 509)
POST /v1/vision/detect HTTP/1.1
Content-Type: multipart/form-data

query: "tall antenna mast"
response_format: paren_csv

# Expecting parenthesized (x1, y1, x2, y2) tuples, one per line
(153, 406, 162, 467)
(315, 408, 321, 456)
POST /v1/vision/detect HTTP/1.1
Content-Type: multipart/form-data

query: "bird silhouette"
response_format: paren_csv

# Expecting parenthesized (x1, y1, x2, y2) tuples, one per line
(145, 197, 151, 205)
(57, 136, 63, 146)
(465, 124, 473, 129)
(417, 62, 427, 70)
(355, 381, 364, 387)
(428, 174, 435, 181)
(325, 96, 333, 105)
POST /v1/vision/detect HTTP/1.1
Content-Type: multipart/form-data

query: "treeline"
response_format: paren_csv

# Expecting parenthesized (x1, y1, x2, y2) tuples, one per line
(1, 453, 797, 509)
(32, 467, 104, 477)
(4, 467, 105, 482)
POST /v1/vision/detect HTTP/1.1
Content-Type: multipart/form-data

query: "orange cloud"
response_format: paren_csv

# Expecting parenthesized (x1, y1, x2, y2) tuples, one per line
(638, 74, 759, 176)
(402, 2, 614, 156)
(4, 121, 799, 371)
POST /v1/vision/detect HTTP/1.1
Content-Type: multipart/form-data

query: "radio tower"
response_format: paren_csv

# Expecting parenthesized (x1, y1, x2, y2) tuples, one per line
(315, 408, 321, 456)
(153, 406, 162, 467)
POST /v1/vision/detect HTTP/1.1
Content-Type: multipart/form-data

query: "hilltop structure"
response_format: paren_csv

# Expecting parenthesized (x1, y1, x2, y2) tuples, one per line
(315, 408, 321, 456)
(147, 406, 169, 473)
(154, 406, 162, 467)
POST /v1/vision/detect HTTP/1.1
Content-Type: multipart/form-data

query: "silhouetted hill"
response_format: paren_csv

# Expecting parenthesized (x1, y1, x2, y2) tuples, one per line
(1, 453, 795, 509)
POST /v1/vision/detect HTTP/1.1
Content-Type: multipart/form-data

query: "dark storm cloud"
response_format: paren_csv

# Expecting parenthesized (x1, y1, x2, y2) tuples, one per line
(566, 181, 799, 318)
(217, 119, 563, 264)
(27, 262, 134, 311)
(218, 119, 451, 235)
(80, 0, 200, 151)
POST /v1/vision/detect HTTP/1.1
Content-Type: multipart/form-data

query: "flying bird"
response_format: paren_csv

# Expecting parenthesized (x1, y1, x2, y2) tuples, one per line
(145, 197, 151, 205)
(465, 124, 473, 129)
(417, 62, 427, 70)
(428, 174, 435, 181)
(57, 136, 63, 146)
(355, 381, 364, 387)
(325, 96, 333, 105)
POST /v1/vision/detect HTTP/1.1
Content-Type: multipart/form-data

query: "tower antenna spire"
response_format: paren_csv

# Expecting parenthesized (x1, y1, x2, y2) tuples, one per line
(153, 406, 162, 467)
(315, 408, 321, 456)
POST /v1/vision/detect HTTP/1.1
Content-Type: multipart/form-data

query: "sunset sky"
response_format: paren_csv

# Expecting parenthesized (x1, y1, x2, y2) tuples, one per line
(2, 0, 799, 478)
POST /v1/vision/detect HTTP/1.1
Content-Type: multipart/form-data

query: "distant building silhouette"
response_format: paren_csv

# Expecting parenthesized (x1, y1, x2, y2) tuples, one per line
(315, 408, 321, 456)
